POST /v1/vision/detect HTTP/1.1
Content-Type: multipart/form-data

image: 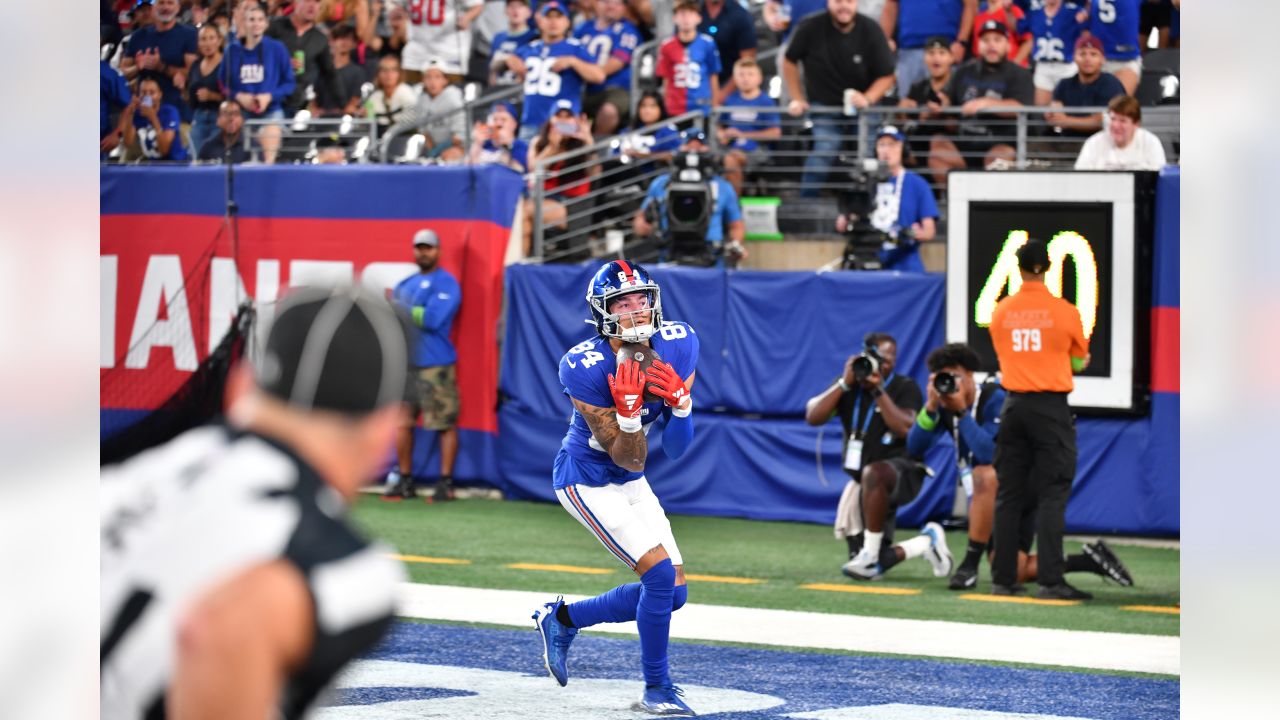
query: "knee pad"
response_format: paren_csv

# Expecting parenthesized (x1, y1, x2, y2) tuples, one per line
(672, 583, 688, 612)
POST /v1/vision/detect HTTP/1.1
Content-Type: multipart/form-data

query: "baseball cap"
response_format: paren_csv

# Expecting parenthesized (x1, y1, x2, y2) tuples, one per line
(1074, 34, 1105, 55)
(552, 97, 580, 115)
(315, 133, 346, 149)
(978, 19, 1007, 37)
(490, 101, 518, 123)
(255, 286, 412, 415)
(876, 125, 906, 143)
(539, 0, 568, 16)
(923, 35, 950, 51)
(413, 228, 440, 247)
(133, 0, 154, 7)
(680, 128, 708, 146)
(1016, 240, 1051, 274)
(422, 57, 458, 75)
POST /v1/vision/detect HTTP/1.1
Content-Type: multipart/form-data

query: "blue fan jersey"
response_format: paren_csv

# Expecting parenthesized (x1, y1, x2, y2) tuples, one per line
(573, 19, 642, 93)
(718, 91, 780, 152)
(1087, 0, 1141, 60)
(518, 38, 596, 130)
(554, 321, 699, 489)
(1022, 2, 1087, 63)
(491, 27, 537, 85)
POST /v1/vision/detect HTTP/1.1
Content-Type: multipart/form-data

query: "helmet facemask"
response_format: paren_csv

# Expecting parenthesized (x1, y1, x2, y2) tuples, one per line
(593, 287, 662, 342)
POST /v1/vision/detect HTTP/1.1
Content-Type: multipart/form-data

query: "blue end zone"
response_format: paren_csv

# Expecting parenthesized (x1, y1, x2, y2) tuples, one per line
(345, 621, 1178, 719)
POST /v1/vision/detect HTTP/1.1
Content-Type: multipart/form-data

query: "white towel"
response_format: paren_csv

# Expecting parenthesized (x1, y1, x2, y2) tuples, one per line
(833, 478, 864, 539)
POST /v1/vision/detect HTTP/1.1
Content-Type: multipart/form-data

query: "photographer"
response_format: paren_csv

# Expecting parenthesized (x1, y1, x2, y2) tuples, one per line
(907, 343, 1133, 591)
(632, 129, 747, 268)
(804, 333, 951, 581)
(835, 125, 937, 272)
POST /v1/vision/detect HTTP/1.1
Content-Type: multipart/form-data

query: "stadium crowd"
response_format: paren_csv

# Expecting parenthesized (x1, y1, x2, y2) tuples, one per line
(99, 0, 1178, 260)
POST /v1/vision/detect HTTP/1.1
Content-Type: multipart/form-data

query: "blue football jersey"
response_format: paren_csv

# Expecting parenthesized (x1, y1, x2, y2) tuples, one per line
(718, 91, 780, 152)
(490, 27, 537, 85)
(518, 38, 596, 130)
(1087, 0, 1141, 60)
(1023, 2, 1087, 63)
(554, 321, 700, 489)
(573, 19, 642, 93)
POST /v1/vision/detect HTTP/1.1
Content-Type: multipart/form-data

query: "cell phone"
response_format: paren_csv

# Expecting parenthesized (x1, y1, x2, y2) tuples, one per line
(553, 120, 577, 135)
(141, 96, 154, 109)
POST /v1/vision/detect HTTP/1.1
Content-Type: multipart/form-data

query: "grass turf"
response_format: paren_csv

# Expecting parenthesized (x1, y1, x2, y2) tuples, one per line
(353, 495, 1179, 637)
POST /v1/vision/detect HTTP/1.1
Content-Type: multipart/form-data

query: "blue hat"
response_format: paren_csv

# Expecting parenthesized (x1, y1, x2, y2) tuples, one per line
(552, 98, 580, 115)
(134, 0, 155, 7)
(490, 101, 518, 123)
(680, 128, 708, 146)
(538, 0, 569, 16)
(876, 125, 906, 143)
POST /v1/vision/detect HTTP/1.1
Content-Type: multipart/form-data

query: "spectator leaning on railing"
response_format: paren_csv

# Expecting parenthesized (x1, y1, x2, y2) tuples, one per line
(384, 58, 466, 162)
(699, 0, 758, 105)
(574, 0, 643, 137)
(1024, 0, 1089, 107)
(928, 19, 1032, 182)
(879, 0, 974, 95)
(1043, 34, 1125, 141)
(716, 58, 781, 198)
(783, 0, 896, 198)
(1074, 94, 1166, 170)
(897, 35, 956, 163)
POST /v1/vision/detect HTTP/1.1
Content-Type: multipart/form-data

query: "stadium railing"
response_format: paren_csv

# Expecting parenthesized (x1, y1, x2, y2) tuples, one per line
(378, 84, 524, 164)
(239, 116, 379, 164)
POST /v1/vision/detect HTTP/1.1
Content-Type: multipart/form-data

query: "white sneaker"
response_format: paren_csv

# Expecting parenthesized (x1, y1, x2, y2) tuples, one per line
(841, 548, 882, 580)
(922, 522, 954, 578)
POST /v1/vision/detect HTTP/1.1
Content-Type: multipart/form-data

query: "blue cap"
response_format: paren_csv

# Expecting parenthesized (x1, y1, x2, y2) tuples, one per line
(876, 125, 906, 143)
(552, 98, 580, 115)
(680, 128, 708, 146)
(539, 0, 569, 16)
(134, 0, 155, 7)
(490, 101, 518, 123)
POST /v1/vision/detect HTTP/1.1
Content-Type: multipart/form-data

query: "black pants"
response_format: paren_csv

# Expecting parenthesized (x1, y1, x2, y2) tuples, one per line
(992, 392, 1077, 587)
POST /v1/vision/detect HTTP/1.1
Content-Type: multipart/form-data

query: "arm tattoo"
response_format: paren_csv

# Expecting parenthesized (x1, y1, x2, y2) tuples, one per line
(574, 398, 647, 472)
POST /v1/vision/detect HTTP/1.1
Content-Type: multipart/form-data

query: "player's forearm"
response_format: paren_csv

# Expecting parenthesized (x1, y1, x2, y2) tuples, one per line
(609, 429, 648, 471)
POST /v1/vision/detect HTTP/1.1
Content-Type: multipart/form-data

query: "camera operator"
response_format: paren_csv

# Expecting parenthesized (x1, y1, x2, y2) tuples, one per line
(835, 126, 938, 272)
(907, 343, 1134, 591)
(805, 333, 952, 581)
(632, 129, 747, 268)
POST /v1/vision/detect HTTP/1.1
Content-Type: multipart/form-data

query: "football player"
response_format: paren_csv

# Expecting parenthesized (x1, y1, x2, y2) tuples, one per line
(532, 260, 698, 716)
(907, 342, 1135, 592)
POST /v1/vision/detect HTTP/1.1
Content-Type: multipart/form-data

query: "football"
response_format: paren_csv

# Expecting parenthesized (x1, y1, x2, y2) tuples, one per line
(616, 342, 664, 404)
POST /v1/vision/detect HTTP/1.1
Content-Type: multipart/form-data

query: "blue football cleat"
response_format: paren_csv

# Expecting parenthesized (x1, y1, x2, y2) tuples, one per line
(532, 596, 577, 686)
(633, 683, 697, 716)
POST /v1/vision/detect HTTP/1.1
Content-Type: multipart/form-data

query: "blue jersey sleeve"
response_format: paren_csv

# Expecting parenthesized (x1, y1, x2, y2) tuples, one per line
(159, 105, 181, 132)
(906, 418, 942, 460)
(559, 342, 614, 408)
(705, 37, 723, 78)
(651, 321, 699, 381)
(412, 273, 461, 332)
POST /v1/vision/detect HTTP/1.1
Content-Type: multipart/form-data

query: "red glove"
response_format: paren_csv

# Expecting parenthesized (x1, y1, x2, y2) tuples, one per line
(645, 359, 690, 411)
(608, 358, 645, 421)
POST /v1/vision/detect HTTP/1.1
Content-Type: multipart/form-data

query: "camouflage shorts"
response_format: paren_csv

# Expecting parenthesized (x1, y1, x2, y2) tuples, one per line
(413, 364, 459, 431)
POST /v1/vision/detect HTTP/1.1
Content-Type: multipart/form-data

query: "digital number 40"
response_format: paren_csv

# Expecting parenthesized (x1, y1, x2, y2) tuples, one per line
(974, 230, 1099, 339)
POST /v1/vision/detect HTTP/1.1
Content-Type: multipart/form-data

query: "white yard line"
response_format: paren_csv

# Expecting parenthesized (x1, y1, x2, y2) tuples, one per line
(396, 583, 1180, 677)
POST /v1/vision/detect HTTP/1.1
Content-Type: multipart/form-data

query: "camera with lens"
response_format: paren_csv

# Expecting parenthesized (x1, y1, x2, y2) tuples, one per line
(653, 151, 727, 267)
(932, 371, 959, 395)
(837, 158, 895, 270)
(851, 344, 885, 382)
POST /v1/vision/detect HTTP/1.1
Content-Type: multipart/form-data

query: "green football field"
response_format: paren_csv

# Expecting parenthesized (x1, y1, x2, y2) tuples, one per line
(352, 495, 1179, 638)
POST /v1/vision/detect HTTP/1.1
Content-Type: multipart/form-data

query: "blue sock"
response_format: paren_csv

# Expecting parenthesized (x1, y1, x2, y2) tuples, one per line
(566, 583, 641, 629)
(672, 583, 688, 611)
(636, 559, 675, 687)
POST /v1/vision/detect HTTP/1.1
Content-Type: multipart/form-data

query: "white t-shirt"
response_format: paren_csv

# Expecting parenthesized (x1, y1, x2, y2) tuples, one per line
(401, 0, 484, 74)
(1074, 127, 1168, 171)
